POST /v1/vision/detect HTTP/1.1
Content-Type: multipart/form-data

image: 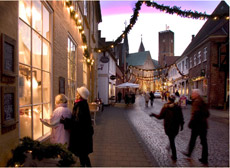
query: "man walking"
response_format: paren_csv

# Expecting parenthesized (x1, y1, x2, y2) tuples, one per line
(183, 89, 210, 164)
(150, 95, 184, 161)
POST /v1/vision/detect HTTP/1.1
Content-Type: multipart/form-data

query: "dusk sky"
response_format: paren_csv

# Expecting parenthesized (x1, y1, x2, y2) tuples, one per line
(99, 0, 229, 60)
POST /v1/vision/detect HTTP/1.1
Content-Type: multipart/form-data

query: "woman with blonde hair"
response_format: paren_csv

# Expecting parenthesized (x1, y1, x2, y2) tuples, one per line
(40, 94, 72, 146)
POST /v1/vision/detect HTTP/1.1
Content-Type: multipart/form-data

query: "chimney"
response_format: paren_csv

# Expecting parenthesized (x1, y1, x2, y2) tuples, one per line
(192, 35, 195, 41)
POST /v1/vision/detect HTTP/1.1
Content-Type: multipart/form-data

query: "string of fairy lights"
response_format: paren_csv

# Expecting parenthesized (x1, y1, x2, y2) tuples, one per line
(64, 0, 228, 82)
(94, 0, 229, 53)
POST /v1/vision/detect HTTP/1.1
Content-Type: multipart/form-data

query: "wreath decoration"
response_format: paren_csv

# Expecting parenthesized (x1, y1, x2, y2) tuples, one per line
(7, 137, 75, 167)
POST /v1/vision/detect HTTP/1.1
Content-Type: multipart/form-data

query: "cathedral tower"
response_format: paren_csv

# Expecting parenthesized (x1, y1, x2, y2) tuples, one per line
(158, 30, 174, 67)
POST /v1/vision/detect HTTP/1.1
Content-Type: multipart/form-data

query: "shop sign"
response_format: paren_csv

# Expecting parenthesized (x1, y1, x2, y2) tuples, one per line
(100, 56, 109, 63)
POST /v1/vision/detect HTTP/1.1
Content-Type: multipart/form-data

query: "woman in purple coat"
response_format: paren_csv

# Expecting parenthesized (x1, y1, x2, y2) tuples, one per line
(61, 86, 93, 167)
(40, 94, 72, 146)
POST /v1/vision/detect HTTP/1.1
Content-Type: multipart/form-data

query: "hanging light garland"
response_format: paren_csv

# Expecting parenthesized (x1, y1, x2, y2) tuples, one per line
(94, 0, 229, 53)
(65, 0, 95, 66)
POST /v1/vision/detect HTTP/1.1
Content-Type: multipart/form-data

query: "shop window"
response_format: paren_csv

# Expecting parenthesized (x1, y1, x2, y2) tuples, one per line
(19, 0, 52, 140)
(67, 37, 77, 108)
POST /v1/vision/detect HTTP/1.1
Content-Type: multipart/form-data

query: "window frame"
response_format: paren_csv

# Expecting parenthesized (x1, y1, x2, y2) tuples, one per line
(18, 0, 53, 140)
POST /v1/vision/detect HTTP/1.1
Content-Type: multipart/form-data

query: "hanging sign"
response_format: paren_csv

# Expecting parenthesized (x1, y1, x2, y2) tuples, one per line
(100, 56, 109, 63)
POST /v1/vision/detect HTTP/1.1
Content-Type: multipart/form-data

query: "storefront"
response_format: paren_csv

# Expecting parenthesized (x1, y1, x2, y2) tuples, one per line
(18, 0, 52, 140)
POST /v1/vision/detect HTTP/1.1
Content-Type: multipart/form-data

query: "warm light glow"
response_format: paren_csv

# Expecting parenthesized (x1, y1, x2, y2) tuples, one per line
(111, 45, 114, 48)
(70, 6, 74, 11)
(75, 13, 78, 18)
(78, 19, 82, 23)
(98, 49, 101, 53)
(226, 16, 229, 20)
(81, 30, 85, 34)
(82, 45, 87, 49)
(33, 77, 38, 88)
(87, 58, 90, 63)
(78, 26, 82, 29)
(213, 16, 218, 20)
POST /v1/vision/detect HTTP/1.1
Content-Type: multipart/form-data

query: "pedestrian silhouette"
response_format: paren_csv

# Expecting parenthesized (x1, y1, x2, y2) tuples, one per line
(60, 86, 93, 167)
(149, 91, 155, 106)
(144, 92, 150, 107)
(118, 91, 122, 103)
(183, 89, 210, 164)
(150, 95, 184, 161)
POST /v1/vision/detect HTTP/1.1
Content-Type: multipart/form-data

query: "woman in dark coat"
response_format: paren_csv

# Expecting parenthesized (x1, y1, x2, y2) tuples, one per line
(150, 95, 184, 161)
(61, 86, 93, 167)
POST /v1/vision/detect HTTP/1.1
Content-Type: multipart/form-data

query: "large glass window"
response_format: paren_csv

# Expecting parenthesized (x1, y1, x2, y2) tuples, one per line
(19, 0, 52, 140)
(67, 37, 77, 108)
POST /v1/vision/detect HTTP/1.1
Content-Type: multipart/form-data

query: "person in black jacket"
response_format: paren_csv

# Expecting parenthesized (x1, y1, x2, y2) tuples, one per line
(61, 86, 93, 167)
(149, 91, 155, 106)
(150, 95, 184, 161)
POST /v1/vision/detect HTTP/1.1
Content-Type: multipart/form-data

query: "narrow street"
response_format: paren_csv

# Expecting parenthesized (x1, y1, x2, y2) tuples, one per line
(125, 95, 229, 167)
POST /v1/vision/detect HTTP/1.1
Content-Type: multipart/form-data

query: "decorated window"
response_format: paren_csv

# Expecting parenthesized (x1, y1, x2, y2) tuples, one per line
(19, 0, 52, 140)
(67, 37, 77, 108)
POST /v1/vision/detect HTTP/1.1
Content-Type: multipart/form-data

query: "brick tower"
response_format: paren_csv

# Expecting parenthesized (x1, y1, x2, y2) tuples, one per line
(158, 30, 174, 67)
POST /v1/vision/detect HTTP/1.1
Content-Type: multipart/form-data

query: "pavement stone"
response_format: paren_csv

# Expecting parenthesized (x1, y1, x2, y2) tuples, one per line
(89, 95, 229, 167)
(126, 95, 229, 167)
(90, 104, 155, 167)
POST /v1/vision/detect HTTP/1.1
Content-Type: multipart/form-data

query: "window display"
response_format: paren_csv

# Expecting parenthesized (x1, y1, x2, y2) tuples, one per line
(19, 0, 52, 140)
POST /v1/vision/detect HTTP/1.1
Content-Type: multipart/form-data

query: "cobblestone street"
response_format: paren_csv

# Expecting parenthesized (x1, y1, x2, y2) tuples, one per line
(126, 95, 229, 167)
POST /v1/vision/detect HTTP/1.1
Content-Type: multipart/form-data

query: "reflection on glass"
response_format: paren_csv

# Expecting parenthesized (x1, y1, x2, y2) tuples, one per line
(32, 1, 42, 34)
(19, 0, 31, 25)
(19, 20, 31, 65)
(43, 72, 50, 103)
(32, 69, 42, 104)
(33, 105, 42, 140)
(32, 31, 41, 69)
(43, 6, 50, 41)
(19, 106, 32, 138)
(43, 103, 51, 134)
(43, 40, 50, 72)
(19, 64, 31, 106)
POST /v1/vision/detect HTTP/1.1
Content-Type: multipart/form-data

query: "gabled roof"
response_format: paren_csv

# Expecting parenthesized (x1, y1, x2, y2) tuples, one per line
(152, 59, 160, 69)
(127, 51, 150, 66)
(181, 1, 229, 56)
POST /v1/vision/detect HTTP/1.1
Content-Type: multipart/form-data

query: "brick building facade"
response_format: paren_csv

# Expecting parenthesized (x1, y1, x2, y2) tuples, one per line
(0, 1, 101, 166)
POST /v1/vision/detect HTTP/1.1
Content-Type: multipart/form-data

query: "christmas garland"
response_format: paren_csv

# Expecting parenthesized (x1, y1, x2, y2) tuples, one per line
(95, 0, 229, 53)
(7, 137, 75, 167)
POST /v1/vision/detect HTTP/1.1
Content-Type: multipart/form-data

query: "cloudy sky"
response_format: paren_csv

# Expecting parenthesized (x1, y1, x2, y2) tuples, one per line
(99, 0, 229, 60)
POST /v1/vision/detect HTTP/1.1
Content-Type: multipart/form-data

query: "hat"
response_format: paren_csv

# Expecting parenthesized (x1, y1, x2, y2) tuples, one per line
(77, 86, 89, 100)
